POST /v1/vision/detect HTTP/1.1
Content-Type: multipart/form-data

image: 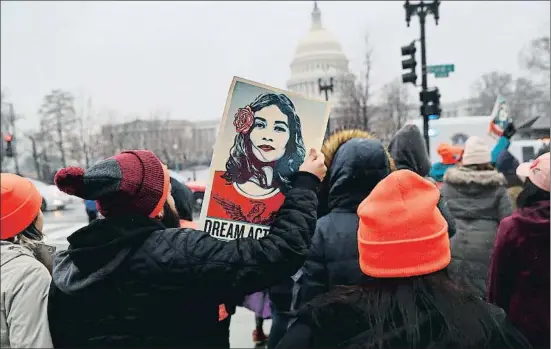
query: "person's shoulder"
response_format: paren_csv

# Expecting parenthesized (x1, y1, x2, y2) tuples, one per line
(1, 252, 51, 288)
(136, 228, 212, 269)
(146, 227, 205, 248)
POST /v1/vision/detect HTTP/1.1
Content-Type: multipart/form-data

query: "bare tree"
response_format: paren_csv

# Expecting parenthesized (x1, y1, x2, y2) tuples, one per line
(39, 90, 77, 167)
(28, 134, 42, 179)
(339, 33, 374, 131)
(469, 71, 547, 122)
(519, 35, 550, 75)
(469, 71, 514, 115)
(374, 78, 412, 142)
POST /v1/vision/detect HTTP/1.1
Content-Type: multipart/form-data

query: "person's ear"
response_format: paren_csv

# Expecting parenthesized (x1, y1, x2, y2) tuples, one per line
(155, 207, 164, 221)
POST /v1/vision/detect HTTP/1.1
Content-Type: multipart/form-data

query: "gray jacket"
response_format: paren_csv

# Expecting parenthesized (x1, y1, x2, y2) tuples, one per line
(0, 241, 53, 348)
(442, 167, 512, 299)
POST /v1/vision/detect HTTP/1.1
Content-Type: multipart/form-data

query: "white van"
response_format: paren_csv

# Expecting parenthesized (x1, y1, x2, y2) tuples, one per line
(406, 116, 542, 164)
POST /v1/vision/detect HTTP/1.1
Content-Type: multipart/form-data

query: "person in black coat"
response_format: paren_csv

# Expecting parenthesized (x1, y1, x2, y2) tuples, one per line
(47, 149, 326, 348)
(388, 124, 457, 237)
(277, 170, 531, 349)
(290, 130, 395, 313)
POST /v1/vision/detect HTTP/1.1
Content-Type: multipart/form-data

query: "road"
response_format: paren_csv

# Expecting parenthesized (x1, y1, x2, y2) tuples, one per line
(43, 206, 272, 348)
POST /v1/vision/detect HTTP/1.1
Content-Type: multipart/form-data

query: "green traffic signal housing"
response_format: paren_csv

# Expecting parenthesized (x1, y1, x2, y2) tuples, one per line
(401, 41, 417, 85)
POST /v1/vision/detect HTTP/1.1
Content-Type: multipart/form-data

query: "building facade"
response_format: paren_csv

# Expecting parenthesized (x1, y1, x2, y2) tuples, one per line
(99, 118, 218, 168)
(286, 2, 355, 115)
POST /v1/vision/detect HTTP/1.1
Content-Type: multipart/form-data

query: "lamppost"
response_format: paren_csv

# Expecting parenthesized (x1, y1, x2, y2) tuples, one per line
(319, 67, 336, 139)
(403, 0, 440, 152)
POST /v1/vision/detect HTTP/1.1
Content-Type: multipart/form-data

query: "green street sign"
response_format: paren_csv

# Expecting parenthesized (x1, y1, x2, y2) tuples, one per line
(428, 64, 455, 78)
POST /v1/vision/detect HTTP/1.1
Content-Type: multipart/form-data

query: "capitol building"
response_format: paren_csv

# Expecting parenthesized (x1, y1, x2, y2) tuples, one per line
(287, 2, 355, 122)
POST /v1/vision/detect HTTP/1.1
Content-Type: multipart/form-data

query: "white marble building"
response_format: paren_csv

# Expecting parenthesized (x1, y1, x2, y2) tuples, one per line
(286, 2, 355, 108)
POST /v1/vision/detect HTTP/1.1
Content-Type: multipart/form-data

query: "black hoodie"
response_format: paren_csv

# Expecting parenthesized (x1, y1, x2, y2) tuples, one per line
(291, 136, 392, 311)
(388, 124, 456, 238)
(388, 124, 432, 176)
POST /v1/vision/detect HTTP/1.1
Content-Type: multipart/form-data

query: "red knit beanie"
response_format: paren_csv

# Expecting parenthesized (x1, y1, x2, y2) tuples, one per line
(357, 169, 450, 278)
(54, 150, 169, 218)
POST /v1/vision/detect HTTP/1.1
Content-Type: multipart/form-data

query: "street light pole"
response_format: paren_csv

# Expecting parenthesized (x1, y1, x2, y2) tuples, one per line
(7, 103, 20, 175)
(319, 77, 334, 139)
(404, 0, 440, 152)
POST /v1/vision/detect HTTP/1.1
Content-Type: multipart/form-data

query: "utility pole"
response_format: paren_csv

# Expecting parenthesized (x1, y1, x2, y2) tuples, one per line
(403, 0, 440, 152)
(319, 77, 334, 139)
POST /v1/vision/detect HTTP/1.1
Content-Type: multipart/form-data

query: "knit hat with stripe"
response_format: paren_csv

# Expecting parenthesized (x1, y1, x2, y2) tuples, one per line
(54, 150, 169, 218)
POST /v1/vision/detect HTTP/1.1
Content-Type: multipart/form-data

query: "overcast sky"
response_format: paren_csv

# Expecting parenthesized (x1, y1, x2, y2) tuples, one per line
(1, 1, 549, 131)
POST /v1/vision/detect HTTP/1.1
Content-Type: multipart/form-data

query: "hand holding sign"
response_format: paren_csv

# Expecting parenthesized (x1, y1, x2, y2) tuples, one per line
(299, 148, 327, 181)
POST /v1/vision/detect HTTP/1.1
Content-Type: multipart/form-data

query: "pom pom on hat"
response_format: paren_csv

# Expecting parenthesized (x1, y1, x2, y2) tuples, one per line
(54, 167, 86, 197)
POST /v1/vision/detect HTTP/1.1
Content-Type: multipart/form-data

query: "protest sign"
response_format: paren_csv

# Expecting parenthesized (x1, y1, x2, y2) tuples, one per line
(199, 77, 332, 241)
(488, 96, 512, 139)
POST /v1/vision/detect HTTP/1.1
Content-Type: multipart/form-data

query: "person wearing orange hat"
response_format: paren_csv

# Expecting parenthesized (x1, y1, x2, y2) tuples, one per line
(488, 152, 550, 349)
(277, 170, 530, 349)
(1, 173, 54, 348)
(46, 149, 326, 348)
(429, 142, 463, 184)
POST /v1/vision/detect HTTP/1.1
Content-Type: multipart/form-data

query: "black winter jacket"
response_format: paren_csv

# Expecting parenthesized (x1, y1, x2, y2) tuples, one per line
(291, 137, 392, 311)
(47, 173, 319, 348)
(388, 124, 457, 238)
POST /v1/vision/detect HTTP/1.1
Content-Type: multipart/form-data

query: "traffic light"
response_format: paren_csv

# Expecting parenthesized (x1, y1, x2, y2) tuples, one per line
(3, 133, 13, 157)
(401, 41, 417, 85)
(420, 87, 441, 118)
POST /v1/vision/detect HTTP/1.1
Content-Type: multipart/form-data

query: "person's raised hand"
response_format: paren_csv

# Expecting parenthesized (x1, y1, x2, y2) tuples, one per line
(299, 148, 327, 181)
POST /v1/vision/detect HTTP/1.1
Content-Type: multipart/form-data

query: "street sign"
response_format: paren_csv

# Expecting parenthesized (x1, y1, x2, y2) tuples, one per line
(428, 64, 454, 78)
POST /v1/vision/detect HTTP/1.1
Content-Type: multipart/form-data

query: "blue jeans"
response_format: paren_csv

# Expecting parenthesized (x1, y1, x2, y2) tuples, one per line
(267, 300, 290, 349)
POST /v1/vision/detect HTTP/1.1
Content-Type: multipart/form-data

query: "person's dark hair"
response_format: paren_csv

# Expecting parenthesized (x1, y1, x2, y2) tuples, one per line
(223, 93, 306, 194)
(297, 270, 518, 348)
(170, 177, 194, 221)
(160, 201, 181, 229)
(516, 178, 550, 209)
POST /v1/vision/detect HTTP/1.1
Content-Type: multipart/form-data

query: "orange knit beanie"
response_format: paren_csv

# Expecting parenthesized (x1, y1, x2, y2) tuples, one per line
(357, 169, 450, 278)
(437, 143, 463, 165)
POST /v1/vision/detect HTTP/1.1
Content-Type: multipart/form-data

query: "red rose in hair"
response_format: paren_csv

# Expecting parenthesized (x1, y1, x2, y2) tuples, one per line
(233, 106, 254, 134)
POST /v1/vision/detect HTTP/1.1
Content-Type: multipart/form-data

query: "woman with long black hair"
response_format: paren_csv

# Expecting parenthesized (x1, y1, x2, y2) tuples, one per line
(277, 170, 529, 349)
(488, 152, 550, 349)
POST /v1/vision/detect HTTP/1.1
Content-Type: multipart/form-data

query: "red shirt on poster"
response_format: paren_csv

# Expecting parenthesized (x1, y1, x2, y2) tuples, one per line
(207, 171, 285, 226)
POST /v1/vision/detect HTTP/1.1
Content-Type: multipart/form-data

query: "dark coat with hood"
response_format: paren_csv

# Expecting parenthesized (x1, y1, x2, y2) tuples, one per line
(388, 124, 457, 238)
(488, 200, 550, 349)
(47, 173, 319, 348)
(442, 167, 512, 299)
(291, 130, 393, 311)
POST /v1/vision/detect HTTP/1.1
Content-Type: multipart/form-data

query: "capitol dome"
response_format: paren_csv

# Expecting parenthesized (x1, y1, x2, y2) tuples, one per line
(287, 2, 354, 102)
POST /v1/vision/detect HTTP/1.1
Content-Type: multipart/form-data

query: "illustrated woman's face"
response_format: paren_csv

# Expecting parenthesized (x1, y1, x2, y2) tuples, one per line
(250, 105, 291, 163)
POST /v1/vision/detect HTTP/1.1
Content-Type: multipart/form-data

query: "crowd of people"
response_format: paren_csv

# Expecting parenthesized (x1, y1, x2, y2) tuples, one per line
(1, 123, 549, 349)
